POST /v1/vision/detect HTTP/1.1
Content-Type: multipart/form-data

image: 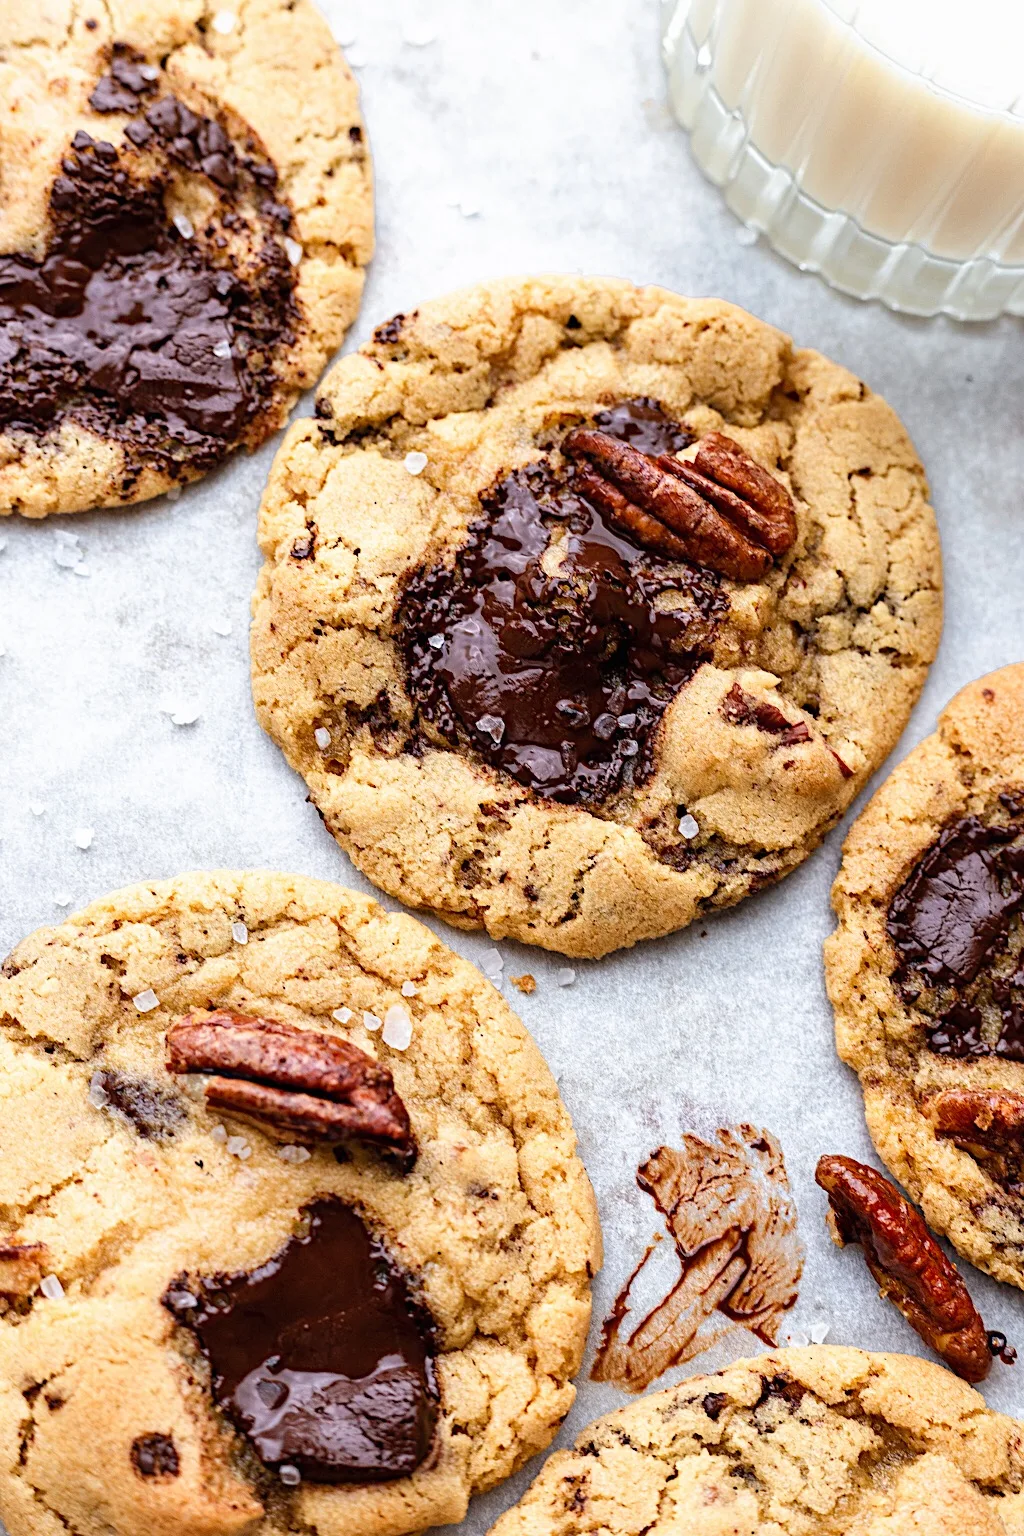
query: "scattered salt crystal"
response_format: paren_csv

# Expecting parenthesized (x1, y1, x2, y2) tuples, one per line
(54, 542, 82, 569)
(621, 739, 638, 757)
(163, 700, 201, 726)
(73, 563, 90, 576)
(382, 1004, 412, 1050)
(166, 485, 182, 502)
(173, 212, 195, 239)
(88, 1072, 109, 1108)
(210, 1123, 228, 1144)
(284, 237, 303, 266)
(39, 1275, 64, 1301)
(231, 921, 248, 945)
(401, 980, 418, 997)
(73, 827, 94, 849)
(362, 1010, 382, 1032)
(210, 616, 232, 636)
(403, 23, 437, 45)
(476, 713, 504, 744)
(481, 950, 503, 979)
(428, 633, 444, 650)
(279, 1464, 301, 1487)
(277, 1144, 311, 1164)
(30, 801, 46, 816)
(166, 1288, 198, 1309)
(346, 45, 367, 67)
(0, 536, 7, 552)
(403, 451, 428, 475)
(212, 9, 237, 33)
(226, 1135, 251, 1159)
(213, 338, 232, 359)
(809, 1321, 831, 1344)
(678, 813, 699, 839)
(556, 967, 576, 987)
(314, 726, 331, 749)
(735, 224, 759, 247)
(54, 893, 72, 907)
(453, 197, 481, 218)
(332, 1006, 353, 1024)
(139, 63, 160, 80)
(132, 988, 158, 1012)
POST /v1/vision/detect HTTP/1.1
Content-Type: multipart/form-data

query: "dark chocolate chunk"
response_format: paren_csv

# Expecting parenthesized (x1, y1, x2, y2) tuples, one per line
(702, 1391, 728, 1420)
(89, 45, 158, 115)
(399, 400, 725, 805)
(131, 1433, 180, 1479)
(166, 1201, 437, 1484)
(95, 1070, 186, 1140)
(591, 396, 694, 457)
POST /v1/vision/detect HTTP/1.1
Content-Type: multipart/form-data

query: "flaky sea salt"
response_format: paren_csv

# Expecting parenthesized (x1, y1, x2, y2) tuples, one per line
(212, 9, 237, 33)
(621, 739, 639, 757)
(232, 921, 249, 945)
(30, 801, 45, 816)
(164, 700, 201, 726)
(314, 726, 331, 749)
(54, 534, 83, 569)
(401, 980, 418, 997)
(54, 893, 72, 907)
(73, 827, 94, 849)
(88, 1071, 109, 1108)
(809, 1321, 831, 1344)
(173, 212, 195, 239)
(476, 713, 504, 744)
(363, 1010, 382, 1032)
(210, 616, 232, 636)
(213, 338, 232, 359)
(481, 949, 503, 979)
(785, 1329, 810, 1348)
(332, 1006, 353, 1024)
(403, 451, 428, 475)
(210, 1123, 228, 1144)
(166, 485, 182, 502)
(678, 813, 700, 838)
(279, 1464, 301, 1487)
(139, 63, 160, 81)
(226, 1135, 251, 1159)
(277, 1144, 311, 1164)
(403, 23, 437, 46)
(427, 633, 444, 650)
(382, 1004, 412, 1050)
(556, 967, 576, 987)
(39, 1275, 64, 1300)
(284, 237, 303, 266)
(133, 988, 158, 1012)
(166, 1288, 198, 1309)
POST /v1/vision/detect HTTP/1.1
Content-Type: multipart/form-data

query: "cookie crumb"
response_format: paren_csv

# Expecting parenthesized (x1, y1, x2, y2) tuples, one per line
(511, 973, 536, 995)
(132, 988, 158, 1012)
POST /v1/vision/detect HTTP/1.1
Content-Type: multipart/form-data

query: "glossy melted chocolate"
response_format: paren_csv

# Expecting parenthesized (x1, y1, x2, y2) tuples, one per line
(888, 813, 1024, 1059)
(0, 61, 295, 476)
(166, 1201, 437, 1484)
(400, 399, 727, 804)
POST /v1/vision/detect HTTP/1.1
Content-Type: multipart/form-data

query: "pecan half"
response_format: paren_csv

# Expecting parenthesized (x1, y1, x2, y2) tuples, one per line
(927, 1089, 1024, 1192)
(815, 1154, 993, 1383)
(0, 1243, 50, 1299)
(167, 1009, 416, 1171)
(563, 427, 796, 582)
(721, 682, 812, 746)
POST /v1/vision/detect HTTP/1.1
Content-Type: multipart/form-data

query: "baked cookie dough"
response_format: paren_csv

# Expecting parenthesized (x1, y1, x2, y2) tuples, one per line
(488, 1346, 1024, 1536)
(251, 277, 943, 958)
(0, 0, 373, 516)
(827, 662, 1024, 1290)
(0, 871, 600, 1536)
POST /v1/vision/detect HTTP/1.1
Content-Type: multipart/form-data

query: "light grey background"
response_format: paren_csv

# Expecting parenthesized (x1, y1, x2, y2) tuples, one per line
(1, 3, 1023, 1530)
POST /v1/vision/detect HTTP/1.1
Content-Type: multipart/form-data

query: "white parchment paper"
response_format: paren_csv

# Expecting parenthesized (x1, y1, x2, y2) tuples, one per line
(2, 4, 1023, 1531)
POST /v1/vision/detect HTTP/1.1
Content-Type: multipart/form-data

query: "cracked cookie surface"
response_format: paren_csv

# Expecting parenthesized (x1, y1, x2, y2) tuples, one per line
(827, 663, 1024, 1290)
(0, 0, 373, 515)
(251, 277, 942, 958)
(0, 871, 600, 1536)
(489, 1346, 1024, 1536)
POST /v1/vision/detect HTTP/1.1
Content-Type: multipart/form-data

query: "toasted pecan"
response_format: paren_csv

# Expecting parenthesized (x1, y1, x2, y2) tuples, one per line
(815, 1154, 993, 1383)
(167, 1009, 416, 1171)
(927, 1089, 1024, 1192)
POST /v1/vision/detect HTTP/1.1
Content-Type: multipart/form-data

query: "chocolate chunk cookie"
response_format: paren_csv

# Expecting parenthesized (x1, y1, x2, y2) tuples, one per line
(251, 278, 942, 957)
(488, 1347, 1024, 1536)
(828, 663, 1024, 1290)
(0, 872, 599, 1536)
(0, 1, 373, 516)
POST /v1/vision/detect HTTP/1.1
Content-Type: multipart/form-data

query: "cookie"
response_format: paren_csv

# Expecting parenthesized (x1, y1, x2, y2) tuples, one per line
(0, 0, 373, 516)
(827, 662, 1024, 1290)
(0, 871, 600, 1536)
(251, 276, 942, 958)
(488, 1346, 1024, 1536)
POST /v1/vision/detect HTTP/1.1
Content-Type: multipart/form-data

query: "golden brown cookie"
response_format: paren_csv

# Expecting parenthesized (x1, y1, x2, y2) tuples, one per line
(828, 662, 1024, 1290)
(488, 1347, 1024, 1536)
(251, 276, 942, 958)
(0, 871, 600, 1536)
(0, 0, 373, 515)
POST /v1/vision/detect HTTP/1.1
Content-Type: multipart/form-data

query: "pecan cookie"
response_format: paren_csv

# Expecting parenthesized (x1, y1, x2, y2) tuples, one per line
(488, 1346, 1024, 1536)
(0, 872, 600, 1536)
(251, 277, 942, 958)
(0, 0, 372, 516)
(828, 662, 1024, 1290)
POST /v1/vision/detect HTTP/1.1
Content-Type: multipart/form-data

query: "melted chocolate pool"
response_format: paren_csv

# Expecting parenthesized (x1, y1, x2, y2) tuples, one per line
(400, 399, 727, 804)
(166, 1202, 437, 1484)
(888, 812, 1024, 1059)
(0, 72, 295, 478)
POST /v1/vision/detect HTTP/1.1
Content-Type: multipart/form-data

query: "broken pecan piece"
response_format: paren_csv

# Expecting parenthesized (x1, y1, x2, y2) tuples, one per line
(927, 1089, 1024, 1192)
(167, 1009, 416, 1171)
(563, 427, 796, 582)
(815, 1154, 993, 1383)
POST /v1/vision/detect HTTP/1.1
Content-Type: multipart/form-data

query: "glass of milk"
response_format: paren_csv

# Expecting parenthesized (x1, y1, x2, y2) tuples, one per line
(662, 0, 1024, 319)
